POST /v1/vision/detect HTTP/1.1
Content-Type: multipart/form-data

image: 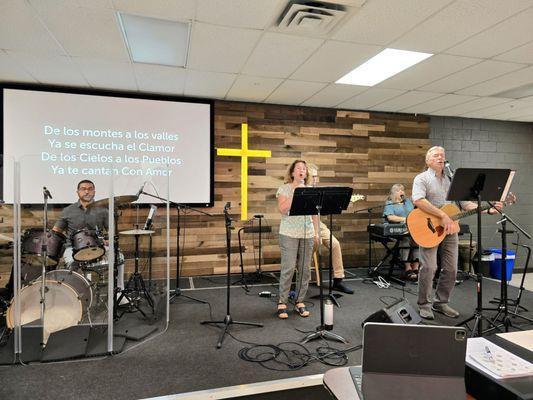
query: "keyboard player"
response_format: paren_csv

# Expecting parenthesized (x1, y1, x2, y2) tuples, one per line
(383, 184, 419, 281)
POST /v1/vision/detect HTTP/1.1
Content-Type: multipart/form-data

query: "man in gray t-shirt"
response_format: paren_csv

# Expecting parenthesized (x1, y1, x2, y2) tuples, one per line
(412, 146, 501, 320)
(53, 180, 108, 267)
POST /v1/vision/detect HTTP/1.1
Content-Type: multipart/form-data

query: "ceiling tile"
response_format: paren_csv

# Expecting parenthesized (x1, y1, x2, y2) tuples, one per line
(30, 2, 130, 61)
(226, 75, 283, 102)
(301, 83, 367, 108)
(495, 41, 533, 64)
(456, 65, 533, 96)
(458, 100, 527, 118)
(196, 0, 285, 29)
(377, 54, 480, 90)
(0, 50, 37, 83)
(133, 63, 186, 95)
(265, 80, 327, 105)
(187, 23, 261, 73)
(184, 70, 236, 99)
(6, 51, 89, 86)
(241, 32, 323, 78)
(0, 1, 65, 56)
(446, 7, 533, 58)
(391, 0, 533, 53)
(113, 0, 197, 20)
(435, 97, 512, 116)
(420, 60, 525, 93)
(339, 88, 405, 110)
(369, 91, 443, 112)
(290, 40, 381, 83)
(400, 94, 476, 114)
(333, 0, 453, 45)
(483, 100, 533, 119)
(71, 57, 137, 90)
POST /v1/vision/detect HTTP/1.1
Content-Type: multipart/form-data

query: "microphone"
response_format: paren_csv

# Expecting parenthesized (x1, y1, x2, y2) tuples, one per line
(144, 205, 157, 230)
(444, 160, 455, 178)
(400, 194, 406, 203)
(43, 186, 53, 199)
(136, 182, 146, 199)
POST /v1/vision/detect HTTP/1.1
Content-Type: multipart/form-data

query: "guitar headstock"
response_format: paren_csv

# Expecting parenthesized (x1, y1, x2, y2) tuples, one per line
(351, 194, 365, 203)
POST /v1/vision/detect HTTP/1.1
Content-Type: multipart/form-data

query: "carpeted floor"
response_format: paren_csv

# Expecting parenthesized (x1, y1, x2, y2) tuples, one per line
(1, 269, 532, 400)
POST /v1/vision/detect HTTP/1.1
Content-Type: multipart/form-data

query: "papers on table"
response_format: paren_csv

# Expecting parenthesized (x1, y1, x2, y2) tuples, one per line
(467, 337, 533, 380)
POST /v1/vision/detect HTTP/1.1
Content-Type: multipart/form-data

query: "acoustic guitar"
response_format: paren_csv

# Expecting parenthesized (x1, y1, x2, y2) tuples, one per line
(407, 193, 516, 248)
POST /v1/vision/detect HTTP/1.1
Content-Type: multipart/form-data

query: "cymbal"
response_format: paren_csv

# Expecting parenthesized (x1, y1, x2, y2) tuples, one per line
(0, 233, 13, 242)
(119, 229, 155, 236)
(0, 206, 33, 218)
(87, 195, 138, 209)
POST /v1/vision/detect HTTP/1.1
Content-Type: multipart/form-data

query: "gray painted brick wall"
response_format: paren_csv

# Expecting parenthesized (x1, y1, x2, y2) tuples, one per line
(430, 116, 533, 272)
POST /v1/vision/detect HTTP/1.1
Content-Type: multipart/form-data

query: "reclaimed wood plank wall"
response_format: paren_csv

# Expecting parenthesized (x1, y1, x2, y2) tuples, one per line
(0, 101, 430, 286)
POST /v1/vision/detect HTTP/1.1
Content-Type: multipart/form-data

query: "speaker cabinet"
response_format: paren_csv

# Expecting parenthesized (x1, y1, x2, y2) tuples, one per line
(362, 298, 421, 327)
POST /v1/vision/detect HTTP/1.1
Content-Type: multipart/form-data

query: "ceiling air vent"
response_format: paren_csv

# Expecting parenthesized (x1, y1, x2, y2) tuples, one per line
(276, 1, 354, 35)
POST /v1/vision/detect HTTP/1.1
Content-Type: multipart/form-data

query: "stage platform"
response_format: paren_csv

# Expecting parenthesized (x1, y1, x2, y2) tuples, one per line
(1, 269, 532, 400)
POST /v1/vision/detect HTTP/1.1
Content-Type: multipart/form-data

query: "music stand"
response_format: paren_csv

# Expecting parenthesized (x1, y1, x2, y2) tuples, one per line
(289, 186, 352, 344)
(449, 168, 512, 336)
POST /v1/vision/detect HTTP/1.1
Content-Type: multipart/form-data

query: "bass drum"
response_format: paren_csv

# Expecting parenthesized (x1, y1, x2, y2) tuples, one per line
(45, 269, 93, 315)
(6, 279, 82, 344)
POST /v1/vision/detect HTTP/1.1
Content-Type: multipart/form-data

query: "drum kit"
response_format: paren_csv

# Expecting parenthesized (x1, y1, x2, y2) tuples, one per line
(0, 195, 155, 345)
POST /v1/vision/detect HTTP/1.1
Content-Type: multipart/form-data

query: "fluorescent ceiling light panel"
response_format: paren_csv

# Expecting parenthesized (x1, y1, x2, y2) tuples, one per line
(119, 13, 190, 67)
(336, 48, 433, 86)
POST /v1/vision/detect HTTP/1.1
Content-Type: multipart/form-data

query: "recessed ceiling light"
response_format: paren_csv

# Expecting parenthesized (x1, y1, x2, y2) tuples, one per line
(336, 48, 433, 87)
(118, 13, 190, 67)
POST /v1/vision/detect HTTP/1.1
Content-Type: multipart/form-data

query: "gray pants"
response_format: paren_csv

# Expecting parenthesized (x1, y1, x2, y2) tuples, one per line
(418, 233, 458, 309)
(278, 234, 314, 304)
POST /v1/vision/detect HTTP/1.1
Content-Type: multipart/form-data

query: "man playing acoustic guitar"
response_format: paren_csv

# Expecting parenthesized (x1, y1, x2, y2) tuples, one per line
(411, 146, 502, 320)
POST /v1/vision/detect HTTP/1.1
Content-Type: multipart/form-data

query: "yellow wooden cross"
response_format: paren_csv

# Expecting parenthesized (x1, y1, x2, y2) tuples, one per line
(217, 123, 271, 220)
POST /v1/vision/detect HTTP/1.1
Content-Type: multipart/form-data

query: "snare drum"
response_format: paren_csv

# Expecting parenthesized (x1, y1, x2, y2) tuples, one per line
(6, 279, 82, 343)
(21, 228, 66, 266)
(71, 229, 105, 262)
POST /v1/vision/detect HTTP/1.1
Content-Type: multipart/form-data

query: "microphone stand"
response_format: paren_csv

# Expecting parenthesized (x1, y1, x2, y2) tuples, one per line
(138, 189, 210, 305)
(201, 205, 263, 348)
(486, 204, 533, 331)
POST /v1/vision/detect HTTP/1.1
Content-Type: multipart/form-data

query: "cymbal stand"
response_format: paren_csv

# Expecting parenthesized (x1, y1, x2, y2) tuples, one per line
(201, 203, 263, 349)
(138, 189, 210, 304)
(116, 226, 154, 318)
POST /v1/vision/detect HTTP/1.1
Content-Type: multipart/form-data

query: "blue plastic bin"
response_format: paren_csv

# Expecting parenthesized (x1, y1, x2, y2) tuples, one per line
(488, 248, 516, 281)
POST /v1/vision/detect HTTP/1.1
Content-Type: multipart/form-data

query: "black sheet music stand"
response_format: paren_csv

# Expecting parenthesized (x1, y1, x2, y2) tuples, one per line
(449, 168, 512, 336)
(289, 186, 352, 344)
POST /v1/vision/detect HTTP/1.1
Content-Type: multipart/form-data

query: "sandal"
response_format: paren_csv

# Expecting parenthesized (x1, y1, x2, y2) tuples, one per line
(277, 304, 288, 319)
(295, 303, 310, 318)
(405, 270, 418, 281)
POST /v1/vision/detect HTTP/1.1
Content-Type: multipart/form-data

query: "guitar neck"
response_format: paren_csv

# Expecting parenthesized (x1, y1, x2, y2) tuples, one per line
(451, 204, 490, 221)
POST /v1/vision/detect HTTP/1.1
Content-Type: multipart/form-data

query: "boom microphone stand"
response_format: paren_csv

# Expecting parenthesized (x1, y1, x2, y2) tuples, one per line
(487, 205, 533, 331)
(138, 188, 210, 304)
(201, 203, 262, 349)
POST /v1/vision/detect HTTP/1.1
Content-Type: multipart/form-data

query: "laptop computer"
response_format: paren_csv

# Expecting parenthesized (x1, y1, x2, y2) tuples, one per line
(350, 323, 467, 400)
